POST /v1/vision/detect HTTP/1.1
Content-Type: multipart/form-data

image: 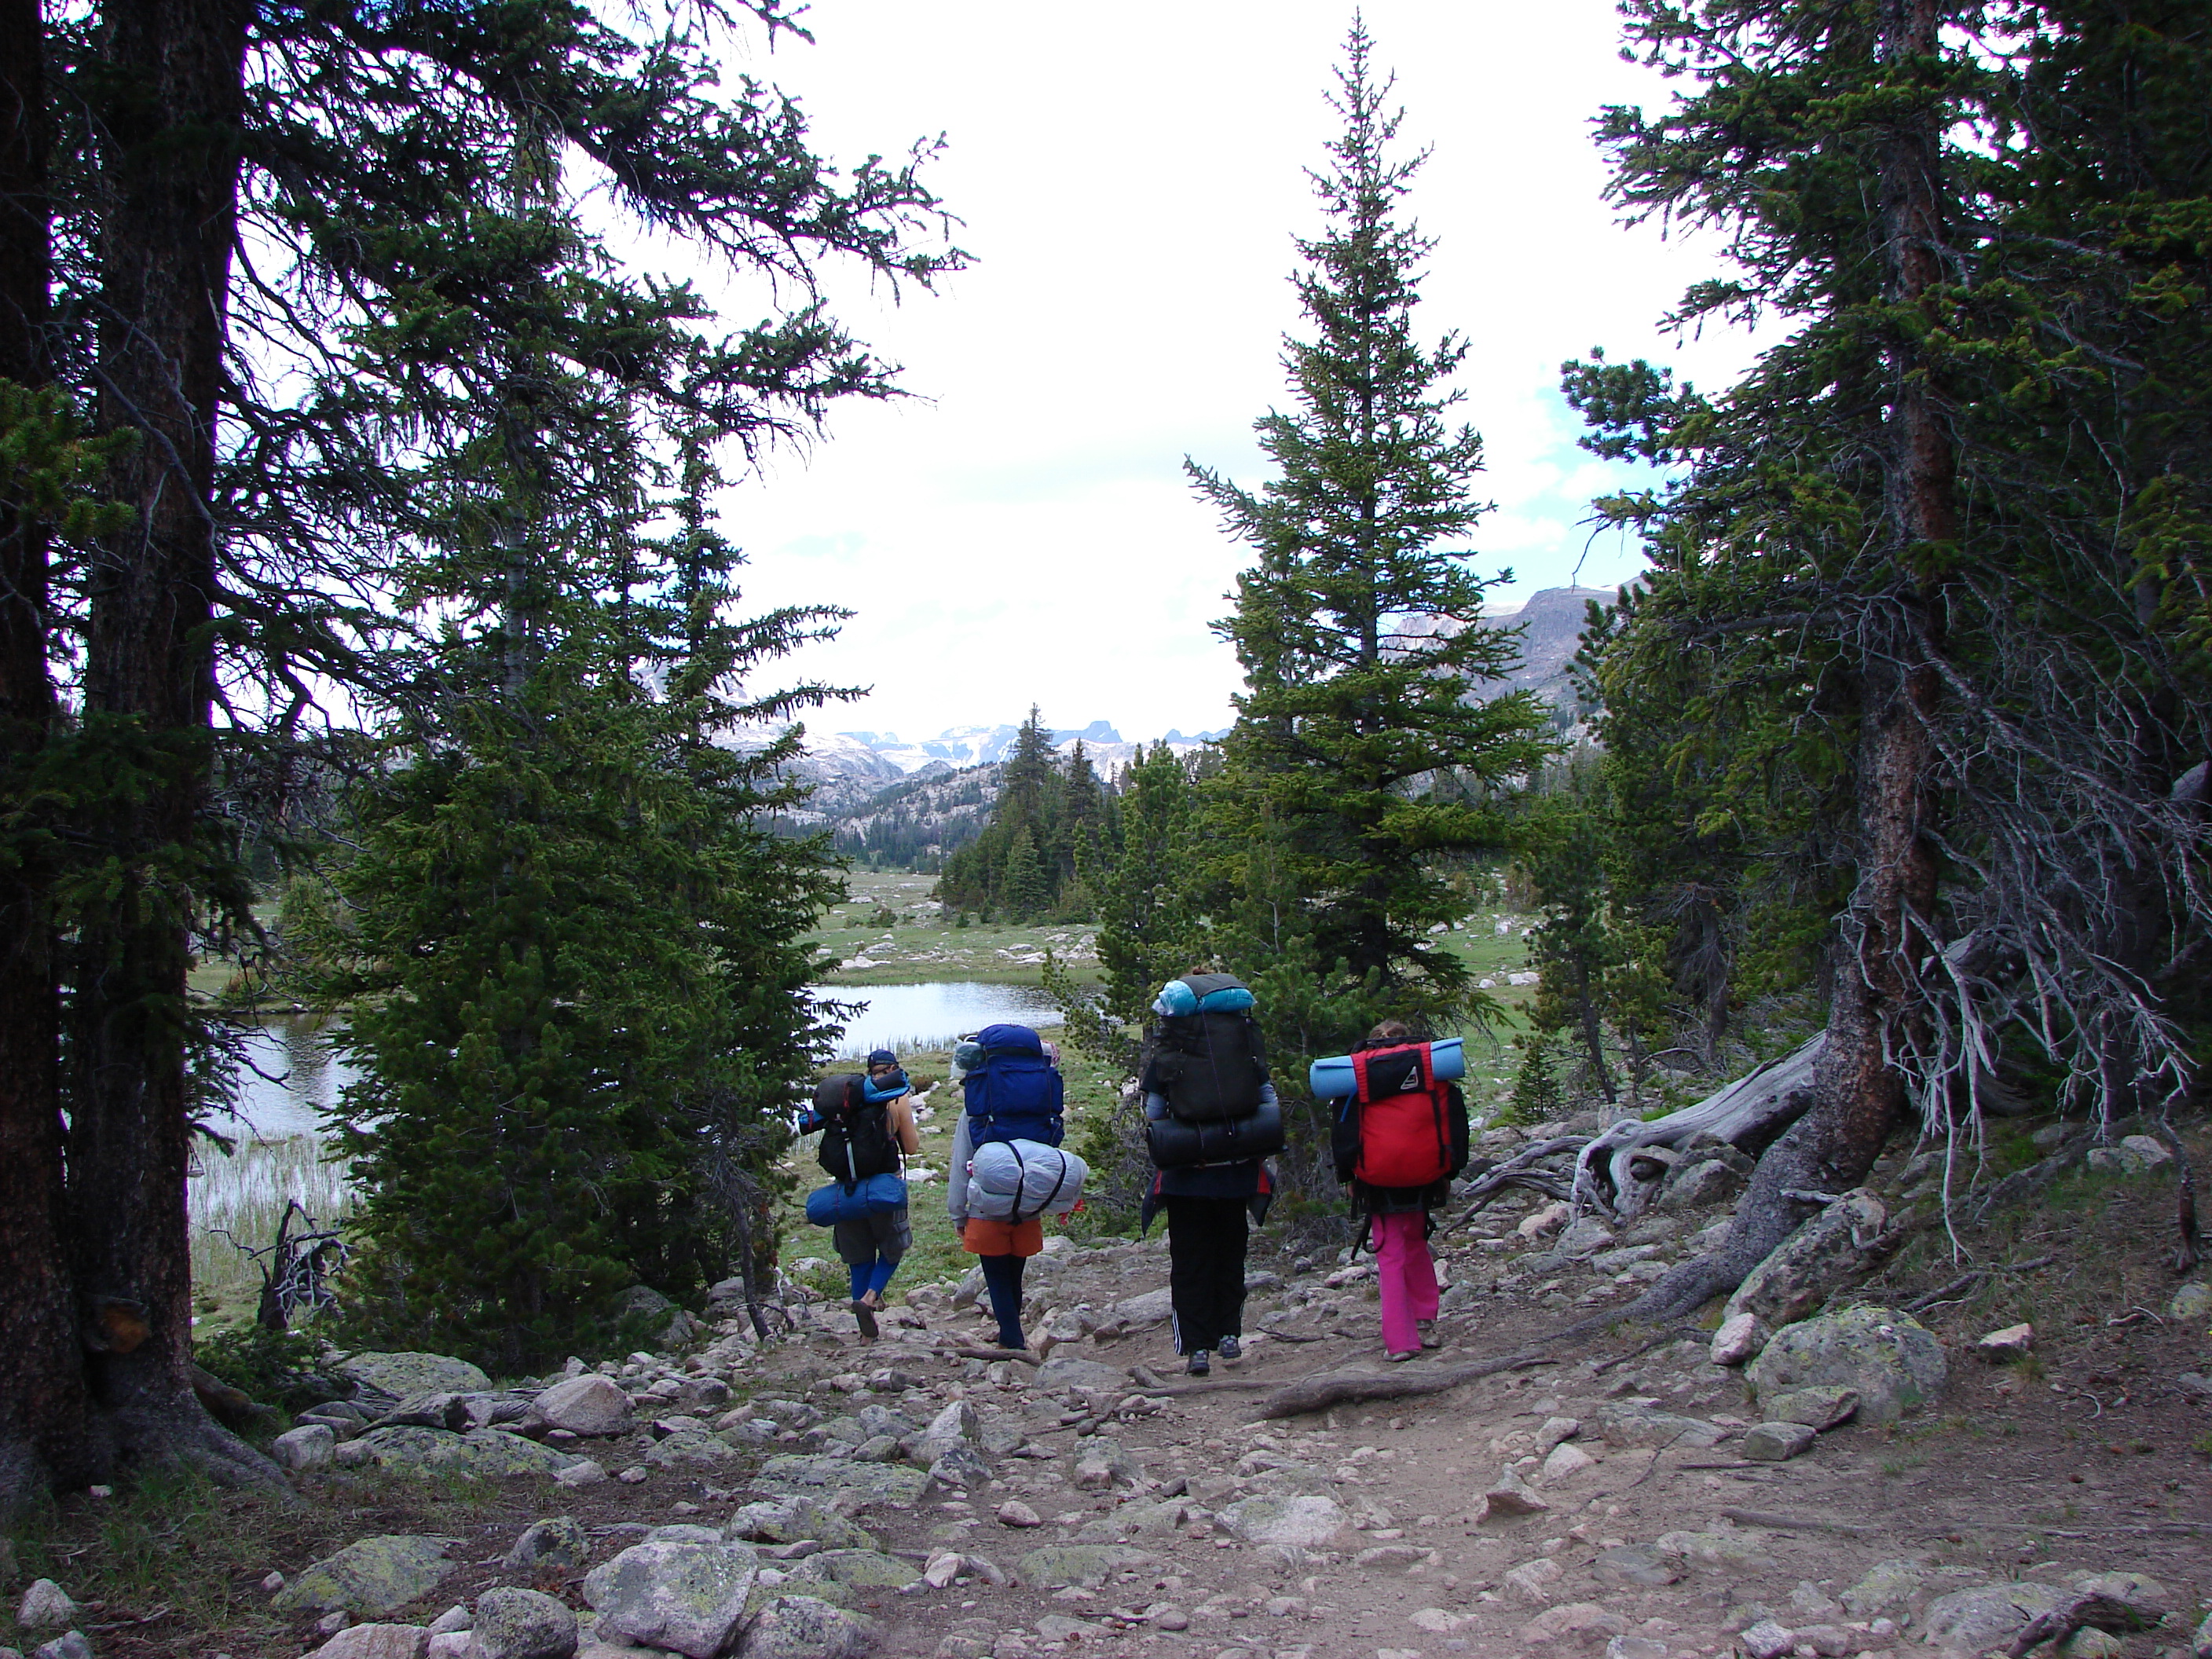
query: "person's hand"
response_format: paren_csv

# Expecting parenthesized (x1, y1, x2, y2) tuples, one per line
(955, 1218, 968, 1238)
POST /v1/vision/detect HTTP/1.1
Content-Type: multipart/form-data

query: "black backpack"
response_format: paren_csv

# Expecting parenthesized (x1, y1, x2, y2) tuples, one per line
(1148, 974, 1266, 1122)
(814, 1075, 899, 1184)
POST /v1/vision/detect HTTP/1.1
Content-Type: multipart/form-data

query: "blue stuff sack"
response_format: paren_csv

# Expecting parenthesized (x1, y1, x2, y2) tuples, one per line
(961, 1023, 1065, 1147)
(804, 1170, 910, 1226)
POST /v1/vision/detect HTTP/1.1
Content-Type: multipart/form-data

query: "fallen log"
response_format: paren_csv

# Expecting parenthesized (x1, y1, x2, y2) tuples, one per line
(951, 1346, 1039, 1366)
(1571, 1034, 1823, 1220)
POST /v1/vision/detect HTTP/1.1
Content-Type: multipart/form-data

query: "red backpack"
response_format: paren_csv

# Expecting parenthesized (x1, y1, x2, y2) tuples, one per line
(1340, 1042, 1467, 1190)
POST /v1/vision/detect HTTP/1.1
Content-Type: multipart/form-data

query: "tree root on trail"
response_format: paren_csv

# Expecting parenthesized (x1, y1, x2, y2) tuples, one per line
(1590, 1325, 1711, 1373)
(2002, 1594, 2141, 1659)
(1255, 1351, 1555, 1418)
(951, 1346, 1039, 1365)
(1439, 1138, 1585, 1234)
(1719, 1507, 1877, 1536)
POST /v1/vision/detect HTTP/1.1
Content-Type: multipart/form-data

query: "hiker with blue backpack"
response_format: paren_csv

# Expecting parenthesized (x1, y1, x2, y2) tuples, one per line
(947, 1024, 1086, 1352)
(1138, 972, 1285, 1378)
(799, 1048, 921, 1340)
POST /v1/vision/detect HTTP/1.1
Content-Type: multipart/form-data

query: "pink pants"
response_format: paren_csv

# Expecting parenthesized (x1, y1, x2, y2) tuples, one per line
(1371, 1210, 1438, 1354)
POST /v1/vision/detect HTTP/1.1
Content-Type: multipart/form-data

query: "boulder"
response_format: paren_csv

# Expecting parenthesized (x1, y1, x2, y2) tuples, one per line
(1214, 1495, 1350, 1548)
(2062, 1569, 2171, 1628)
(1030, 1356, 1127, 1393)
(643, 1430, 739, 1471)
(1016, 1544, 1157, 1589)
(2192, 1608, 2212, 1659)
(2171, 1281, 2211, 1323)
(336, 1353, 492, 1397)
(1592, 1404, 1724, 1449)
(1658, 1151, 1752, 1211)
(753, 1454, 928, 1506)
(1722, 1189, 1886, 1328)
(309, 1625, 429, 1659)
(725, 1498, 874, 1551)
(526, 1375, 633, 1437)
(1111, 1288, 1175, 1328)
(791, 1549, 920, 1591)
(353, 1426, 582, 1481)
(1709, 1313, 1771, 1367)
(580, 1539, 759, 1659)
(1840, 1559, 1936, 1619)
(1922, 1581, 2075, 1654)
(1747, 1305, 1946, 1423)
(734, 1595, 873, 1659)
(1740, 1422, 1817, 1462)
(1070, 1436, 1141, 1489)
(274, 1536, 460, 1618)
(1740, 1618, 1794, 1659)
(467, 1588, 577, 1659)
(273, 1423, 338, 1472)
(17, 1581, 78, 1629)
(1763, 1386, 1859, 1430)
(501, 1518, 588, 1575)
(927, 1445, 990, 1489)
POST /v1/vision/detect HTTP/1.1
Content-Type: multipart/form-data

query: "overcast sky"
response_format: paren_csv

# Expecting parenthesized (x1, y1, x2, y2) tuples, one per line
(695, 0, 1760, 745)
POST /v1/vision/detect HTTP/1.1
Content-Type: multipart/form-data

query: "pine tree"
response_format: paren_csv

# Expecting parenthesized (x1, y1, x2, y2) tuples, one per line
(1190, 21, 1550, 998)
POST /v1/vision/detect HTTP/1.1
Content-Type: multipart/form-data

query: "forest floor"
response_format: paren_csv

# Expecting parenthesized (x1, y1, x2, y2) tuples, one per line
(5, 1106, 2206, 1659)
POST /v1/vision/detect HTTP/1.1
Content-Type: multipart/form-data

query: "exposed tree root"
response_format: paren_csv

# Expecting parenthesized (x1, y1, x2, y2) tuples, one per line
(1571, 1035, 1823, 1220)
(1899, 1254, 2055, 1315)
(109, 1403, 290, 1499)
(1255, 1351, 1555, 1418)
(1719, 1507, 1877, 1536)
(951, 1346, 1039, 1365)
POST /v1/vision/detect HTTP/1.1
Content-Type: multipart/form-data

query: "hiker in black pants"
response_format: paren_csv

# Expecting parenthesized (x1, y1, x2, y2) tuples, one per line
(1140, 1089, 1275, 1376)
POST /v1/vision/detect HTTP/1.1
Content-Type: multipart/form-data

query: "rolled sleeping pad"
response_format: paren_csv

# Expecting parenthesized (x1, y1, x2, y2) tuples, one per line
(1144, 1095, 1286, 1170)
(1309, 1037, 1464, 1100)
(966, 1137, 1088, 1221)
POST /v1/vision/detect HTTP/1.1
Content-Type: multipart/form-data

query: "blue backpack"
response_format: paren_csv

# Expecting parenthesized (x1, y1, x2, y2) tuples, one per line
(961, 1023, 1065, 1147)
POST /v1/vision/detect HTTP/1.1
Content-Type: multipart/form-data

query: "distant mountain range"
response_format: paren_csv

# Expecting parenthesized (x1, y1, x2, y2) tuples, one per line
(749, 584, 1615, 863)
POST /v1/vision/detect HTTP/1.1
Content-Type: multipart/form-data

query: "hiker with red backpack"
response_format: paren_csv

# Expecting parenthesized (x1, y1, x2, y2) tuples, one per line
(1323, 1019, 1471, 1362)
(1138, 972, 1285, 1378)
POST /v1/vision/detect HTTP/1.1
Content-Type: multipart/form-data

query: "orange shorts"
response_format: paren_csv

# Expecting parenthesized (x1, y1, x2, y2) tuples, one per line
(961, 1215, 1045, 1257)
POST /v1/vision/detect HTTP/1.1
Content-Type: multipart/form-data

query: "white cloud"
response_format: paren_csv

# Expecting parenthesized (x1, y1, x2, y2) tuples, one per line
(686, 0, 1765, 742)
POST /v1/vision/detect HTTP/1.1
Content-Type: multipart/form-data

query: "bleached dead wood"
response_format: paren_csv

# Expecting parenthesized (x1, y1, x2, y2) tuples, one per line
(1570, 1034, 1825, 1221)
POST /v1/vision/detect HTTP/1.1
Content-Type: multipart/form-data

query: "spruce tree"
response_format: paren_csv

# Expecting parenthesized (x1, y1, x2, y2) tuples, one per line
(1189, 21, 1550, 997)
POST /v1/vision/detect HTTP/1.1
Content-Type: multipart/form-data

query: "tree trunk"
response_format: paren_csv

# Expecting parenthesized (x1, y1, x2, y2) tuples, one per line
(1599, 2, 1957, 1328)
(59, 0, 276, 1489)
(0, 0, 105, 1517)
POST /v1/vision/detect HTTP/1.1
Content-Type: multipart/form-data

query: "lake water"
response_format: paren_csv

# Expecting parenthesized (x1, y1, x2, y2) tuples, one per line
(189, 981, 1059, 1290)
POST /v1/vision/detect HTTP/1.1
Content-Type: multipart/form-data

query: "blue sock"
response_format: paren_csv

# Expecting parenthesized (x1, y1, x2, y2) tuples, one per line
(849, 1263, 869, 1302)
(866, 1258, 899, 1298)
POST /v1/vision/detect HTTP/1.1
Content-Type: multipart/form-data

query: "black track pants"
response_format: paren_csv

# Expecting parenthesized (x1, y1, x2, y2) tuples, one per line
(1165, 1195, 1248, 1355)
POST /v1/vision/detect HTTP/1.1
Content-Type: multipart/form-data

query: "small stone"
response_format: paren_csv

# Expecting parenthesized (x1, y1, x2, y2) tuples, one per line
(1214, 1495, 1350, 1547)
(1540, 1442, 1595, 1483)
(1607, 1638, 1670, 1659)
(17, 1581, 78, 1630)
(1534, 1415, 1580, 1453)
(1481, 1463, 1551, 1518)
(2170, 1282, 2211, 1324)
(1741, 1422, 1818, 1462)
(922, 1551, 963, 1588)
(1741, 1618, 1795, 1659)
(1519, 1602, 1628, 1643)
(1504, 1557, 1563, 1605)
(1150, 1607, 1189, 1631)
(1409, 1607, 1474, 1634)
(995, 1500, 1042, 1528)
(614, 1466, 650, 1485)
(319, 1612, 354, 1636)
(1763, 1386, 1859, 1430)
(1977, 1323, 2034, 1357)
(1592, 1546, 1678, 1589)
(2191, 1607, 2212, 1659)
(30, 1635, 92, 1659)
(428, 1607, 472, 1635)
(526, 1375, 634, 1437)
(262, 1572, 286, 1594)
(1711, 1312, 1771, 1367)
(273, 1423, 338, 1471)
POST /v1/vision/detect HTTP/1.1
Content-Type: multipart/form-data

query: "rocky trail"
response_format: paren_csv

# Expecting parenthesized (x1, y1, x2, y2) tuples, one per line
(7, 1125, 2211, 1659)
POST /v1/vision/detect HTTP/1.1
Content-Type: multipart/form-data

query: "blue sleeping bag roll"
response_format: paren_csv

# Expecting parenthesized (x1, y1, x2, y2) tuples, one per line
(1309, 1037, 1464, 1100)
(804, 1170, 909, 1225)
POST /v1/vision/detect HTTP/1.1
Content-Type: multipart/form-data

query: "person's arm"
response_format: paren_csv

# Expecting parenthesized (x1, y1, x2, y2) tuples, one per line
(891, 1097, 921, 1155)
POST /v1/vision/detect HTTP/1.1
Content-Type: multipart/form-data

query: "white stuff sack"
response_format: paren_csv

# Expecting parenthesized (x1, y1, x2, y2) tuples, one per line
(966, 1138, 1088, 1221)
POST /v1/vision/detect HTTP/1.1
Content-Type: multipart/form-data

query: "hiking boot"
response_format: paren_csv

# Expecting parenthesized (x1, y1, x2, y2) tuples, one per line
(1186, 1350, 1211, 1377)
(1385, 1348, 1419, 1363)
(851, 1299, 878, 1341)
(1218, 1335, 1242, 1362)
(1417, 1320, 1441, 1350)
